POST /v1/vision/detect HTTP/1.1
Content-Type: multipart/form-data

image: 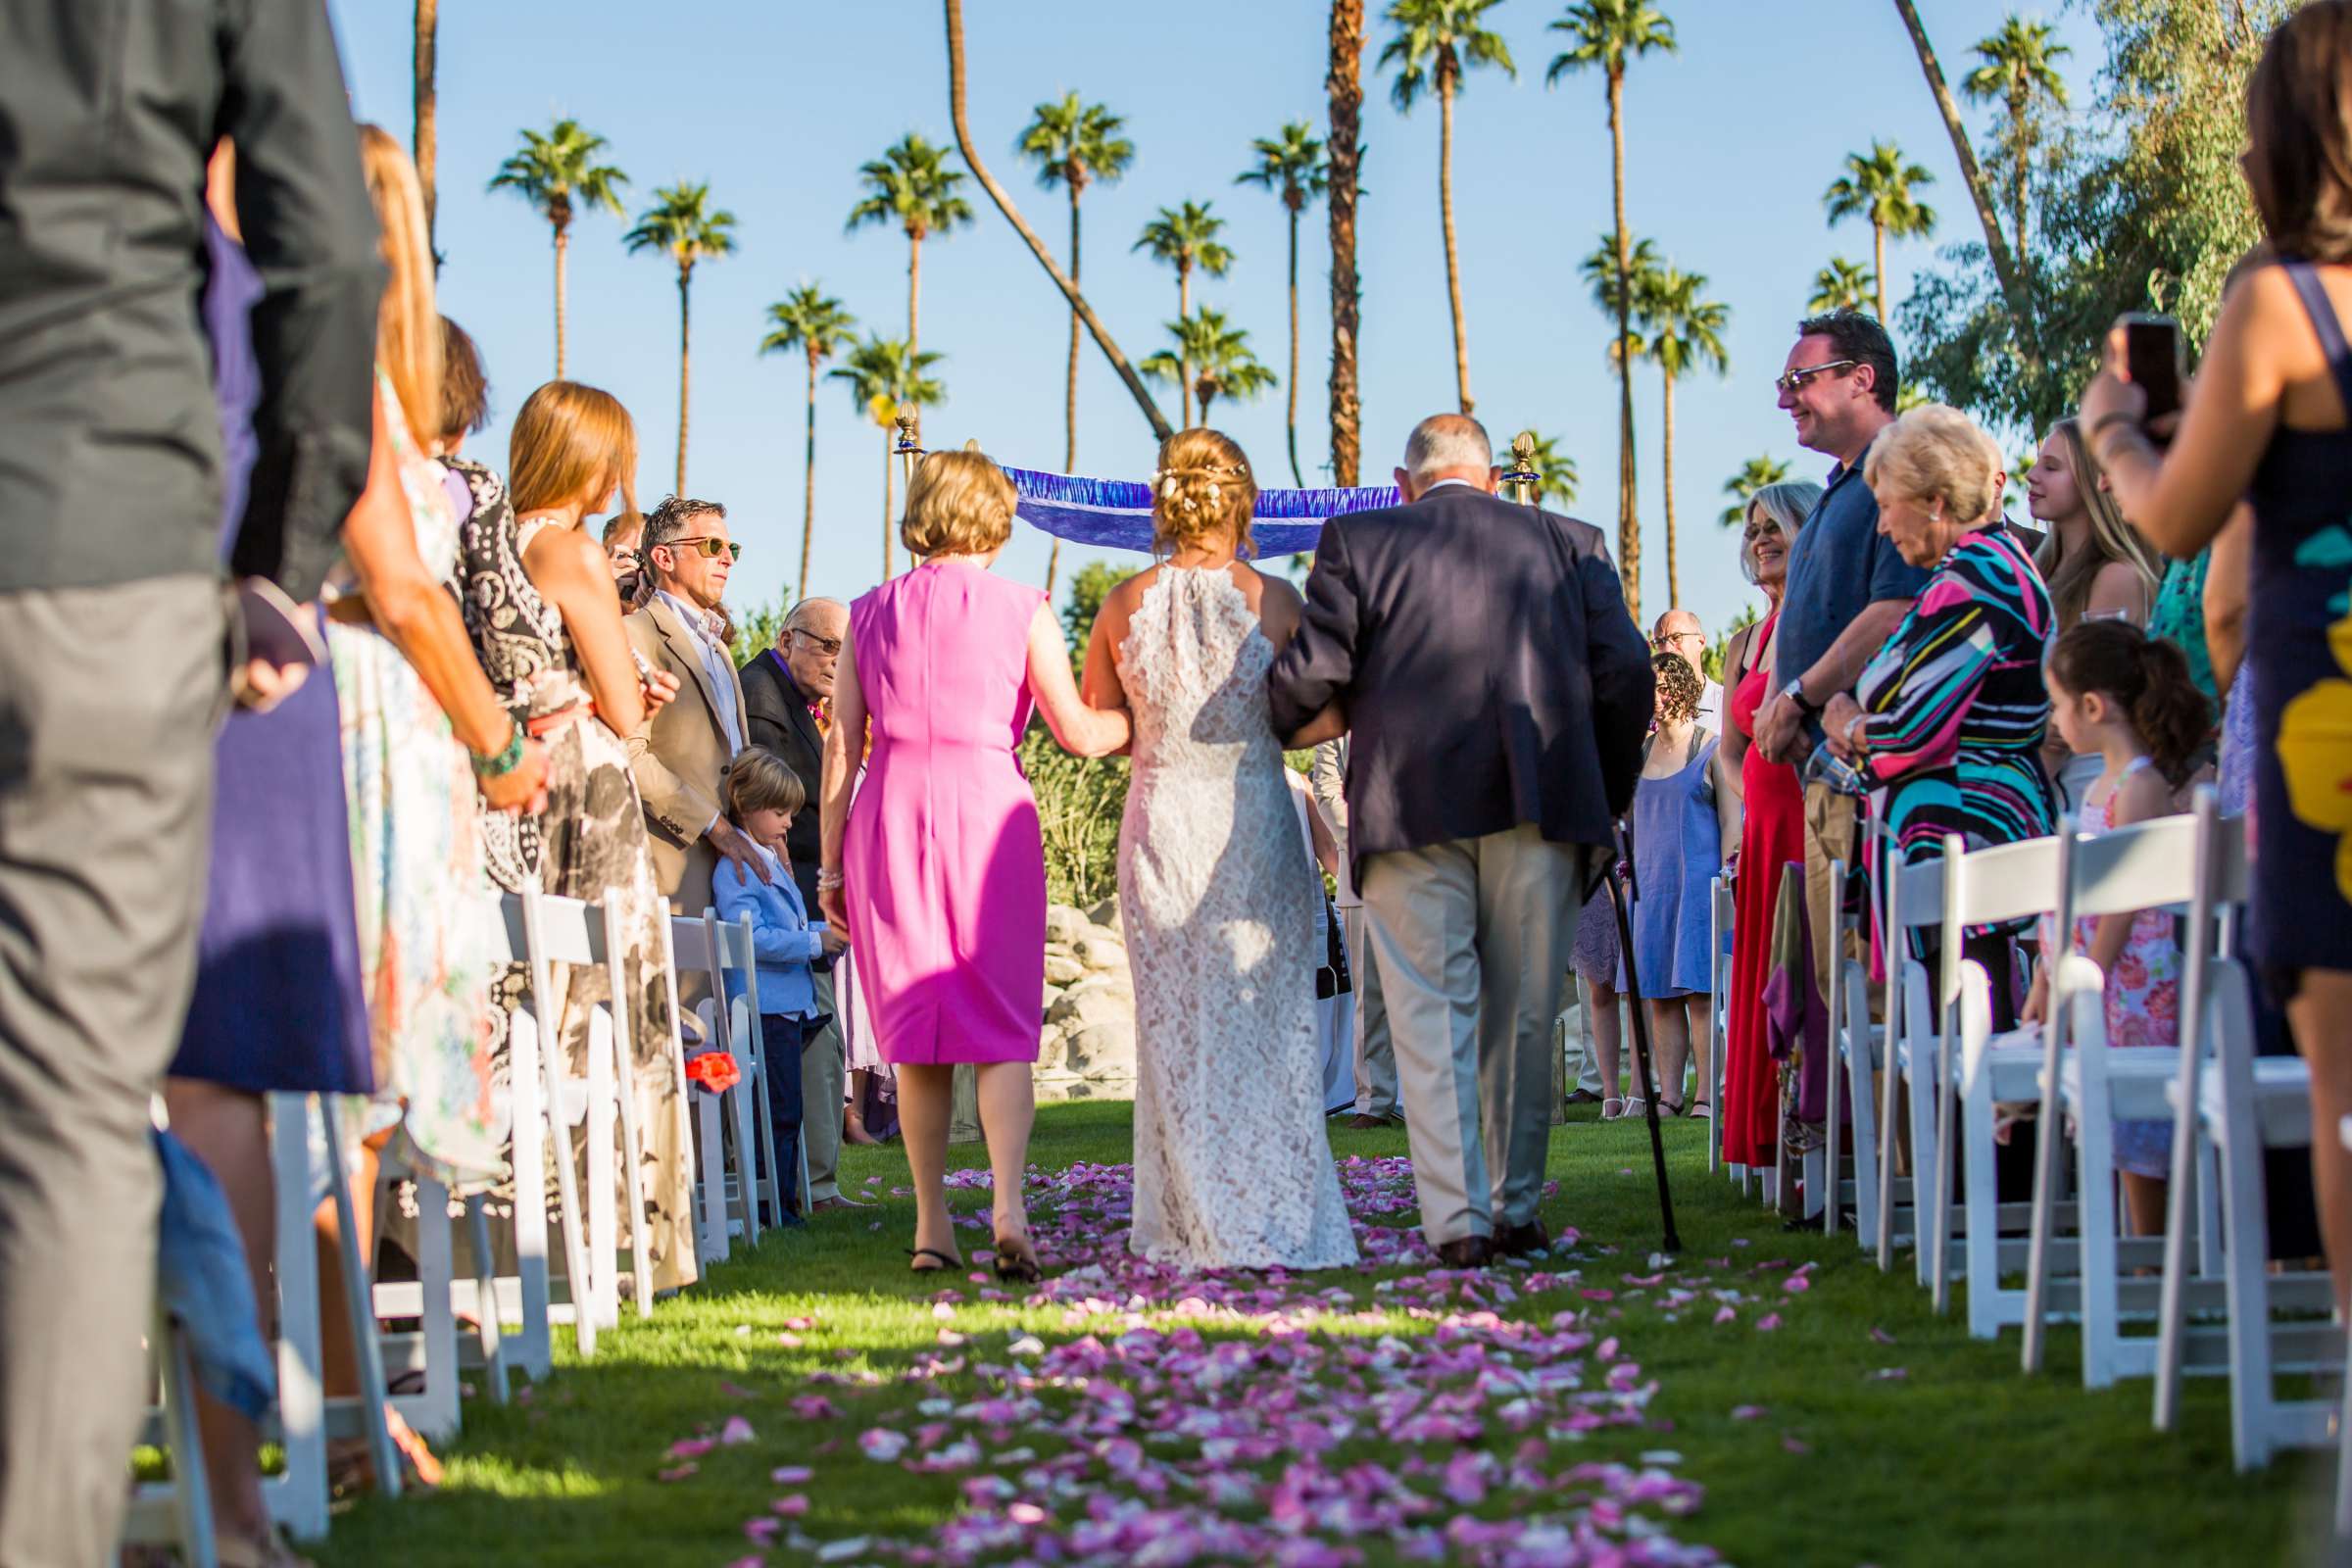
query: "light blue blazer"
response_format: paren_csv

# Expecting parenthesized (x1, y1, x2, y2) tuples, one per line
(712, 841, 825, 1020)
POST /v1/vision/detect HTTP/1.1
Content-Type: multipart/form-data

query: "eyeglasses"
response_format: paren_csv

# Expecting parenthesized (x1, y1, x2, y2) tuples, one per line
(1774, 359, 1858, 396)
(791, 628, 843, 657)
(1654, 630, 1705, 648)
(662, 536, 743, 563)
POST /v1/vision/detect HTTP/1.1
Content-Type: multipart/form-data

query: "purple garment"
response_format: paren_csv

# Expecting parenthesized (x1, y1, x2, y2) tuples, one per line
(172, 220, 370, 1095)
(1760, 860, 1832, 1125)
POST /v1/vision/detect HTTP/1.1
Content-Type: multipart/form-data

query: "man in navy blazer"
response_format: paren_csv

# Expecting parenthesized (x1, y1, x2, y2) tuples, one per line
(1268, 414, 1653, 1266)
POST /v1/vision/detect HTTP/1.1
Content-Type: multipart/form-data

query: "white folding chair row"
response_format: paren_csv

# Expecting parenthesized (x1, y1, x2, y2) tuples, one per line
(367, 1152, 509, 1440)
(1927, 830, 2082, 1338)
(2144, 800, 2339, 1469)
(1872, 846, 1944, 1279)
(672, 908, 799, 1266)
(1706, 874, 1732, 1177)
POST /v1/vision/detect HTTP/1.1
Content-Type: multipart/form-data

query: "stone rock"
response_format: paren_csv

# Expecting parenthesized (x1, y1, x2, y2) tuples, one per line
(1041, 982, 1065, 1012)
(1045, 905, 1090, 947)
(1037, 1021, 1068, 1062)
(1048, 985, 1132, 1031)
(1043, 952, 1086, 987)
(1075, 933, 1128, 973)
(1059, 1020, 1138, 1079)
(1088, 895, 1123, 934)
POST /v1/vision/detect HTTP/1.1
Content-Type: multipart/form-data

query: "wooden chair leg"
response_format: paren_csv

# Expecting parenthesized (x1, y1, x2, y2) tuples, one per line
(465, 1194, 509, 1404)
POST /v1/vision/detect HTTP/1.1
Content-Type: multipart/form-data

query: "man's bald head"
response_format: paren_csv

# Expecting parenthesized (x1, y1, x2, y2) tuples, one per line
(1396, 414, 1499, 502)
(781, 597, 850, 699)
(1651, 608, 1706, 666)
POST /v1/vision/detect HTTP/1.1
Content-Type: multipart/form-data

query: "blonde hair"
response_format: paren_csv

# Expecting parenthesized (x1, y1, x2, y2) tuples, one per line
(724, 747, 807, 823)
(1152, 428, 1255, 557)
(358, 124, 441, 453)
(1862, 403, 2003, 526)
(900, 449, 1016, 559)
(509, 381, 638, 516)
(2034, 416, 2164, 630)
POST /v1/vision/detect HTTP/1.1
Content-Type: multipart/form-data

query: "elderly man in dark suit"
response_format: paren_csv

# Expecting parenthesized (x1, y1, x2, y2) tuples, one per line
(1269, 414, 1653, 1267)
(740, 596, 871, 1212)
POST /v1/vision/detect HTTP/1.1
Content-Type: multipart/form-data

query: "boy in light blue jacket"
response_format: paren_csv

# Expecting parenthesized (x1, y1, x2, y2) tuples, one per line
(713, 748, 846, 1216)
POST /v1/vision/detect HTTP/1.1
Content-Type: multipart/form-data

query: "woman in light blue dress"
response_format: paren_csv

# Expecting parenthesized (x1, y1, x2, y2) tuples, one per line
(1629, 653, 1733, 1117)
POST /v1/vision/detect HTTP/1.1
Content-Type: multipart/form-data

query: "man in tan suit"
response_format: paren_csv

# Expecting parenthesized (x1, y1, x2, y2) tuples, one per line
(624, 495, 768, 915)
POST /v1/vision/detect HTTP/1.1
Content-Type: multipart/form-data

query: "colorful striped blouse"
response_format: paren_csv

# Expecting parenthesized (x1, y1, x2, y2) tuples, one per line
(1856, 525, 2058, 912)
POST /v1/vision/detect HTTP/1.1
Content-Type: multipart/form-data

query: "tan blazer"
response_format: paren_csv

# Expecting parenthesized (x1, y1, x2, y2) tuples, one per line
(624, 595, 749, 916)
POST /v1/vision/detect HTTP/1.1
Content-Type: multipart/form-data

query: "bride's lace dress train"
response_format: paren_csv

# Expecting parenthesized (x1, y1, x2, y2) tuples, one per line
(1117, 566, 1358, 1271)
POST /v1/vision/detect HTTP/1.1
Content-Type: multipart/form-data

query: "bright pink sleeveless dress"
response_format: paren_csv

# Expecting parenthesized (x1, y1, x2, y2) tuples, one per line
(844, 561, 1048, 1065)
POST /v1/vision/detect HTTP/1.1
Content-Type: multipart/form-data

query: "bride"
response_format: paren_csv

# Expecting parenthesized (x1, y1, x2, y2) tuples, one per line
(1081, 429, 1357, 1271)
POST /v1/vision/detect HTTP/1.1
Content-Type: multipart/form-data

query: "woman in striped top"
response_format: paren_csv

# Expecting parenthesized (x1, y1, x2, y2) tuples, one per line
(1824, 405, 2059, 1020)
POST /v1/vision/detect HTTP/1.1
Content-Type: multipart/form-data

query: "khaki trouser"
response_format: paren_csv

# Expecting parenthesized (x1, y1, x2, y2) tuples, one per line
(1802, 781, 1862, 1012)
(799, 968, 846, 1202)
(1341, 904, 1396, 1118)
(0, 576, 225, 1568)
(1359, 825, 1584, 1245)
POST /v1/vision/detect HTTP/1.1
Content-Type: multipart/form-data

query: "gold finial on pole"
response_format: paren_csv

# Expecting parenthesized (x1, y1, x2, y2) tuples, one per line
(894, 408, 925, 495)
(1502, 430, 1542, 508)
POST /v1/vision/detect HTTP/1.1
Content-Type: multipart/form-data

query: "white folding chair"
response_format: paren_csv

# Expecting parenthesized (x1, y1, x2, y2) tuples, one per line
(2147, 800, 2339, 1468)
(122, 1301, 219, 1567)
(711, 910, 808, 1230)
(671, 911, 764, 1263)
(1926, 830, 2072, 1337)
(1867, 841, 1941, 1275)
(1706, 874, 1733, 1176)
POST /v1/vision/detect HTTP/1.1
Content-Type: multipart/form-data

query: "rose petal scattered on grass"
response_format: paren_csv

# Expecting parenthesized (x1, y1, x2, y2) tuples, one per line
(770, 1465, 813, 1485)
(1869, 1367, 1909, 1381)
(656, 1462, 698, 1483)
(1732, 1404, 1768, 1421)
(1870, 1325, 1897, 1345)
(719, 1415, 756, 1446)
(1756, 1313, 1783, 1332)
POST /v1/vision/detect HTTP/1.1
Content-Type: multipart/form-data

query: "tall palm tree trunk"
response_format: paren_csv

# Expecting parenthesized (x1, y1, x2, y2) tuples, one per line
(1661, 368, 1679, 611)
(675, 270, 692, 495)
(2009, 91, 2031, 261)
(1050, 186, 1079, 598)
(1888, 0, 2027, 314)
(1326, 0, 1364, 487)
(1284, 204, 1304, 487)
(1178, 266, 1194, 427)
(1607, 71, 1640, 617)
(943, 0, 1172, 440)
(907, 234, 923, 357)
(553, 224, 570, 378)
(1439, 75, 1473, 416)
(800, 357, 819, 600)
(1872, 220, 1888, 324)
(414, 0, 437, 259)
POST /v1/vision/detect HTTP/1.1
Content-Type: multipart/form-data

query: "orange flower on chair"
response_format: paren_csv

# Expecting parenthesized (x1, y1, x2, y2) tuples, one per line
(2277, 607, 2352, 905)
(683, 1051, 741, 1095)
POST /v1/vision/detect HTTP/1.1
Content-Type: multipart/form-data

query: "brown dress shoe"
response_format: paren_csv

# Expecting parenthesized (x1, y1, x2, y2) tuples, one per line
(1345, 1113, 1390, 1131)
(1433, 1235, 1494, 1269)
(809, 1194, 873, 1212)
(1494, 1219, 1550, 1258)
(1564, 1088, 1603, 1106)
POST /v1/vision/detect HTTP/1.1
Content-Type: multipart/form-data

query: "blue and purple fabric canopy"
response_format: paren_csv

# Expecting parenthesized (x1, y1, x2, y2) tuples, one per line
(1004, 466, 1400, 557)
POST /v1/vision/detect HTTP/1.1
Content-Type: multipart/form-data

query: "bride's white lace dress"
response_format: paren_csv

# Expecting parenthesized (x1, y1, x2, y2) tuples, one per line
(1116, 566, 1358, 1271)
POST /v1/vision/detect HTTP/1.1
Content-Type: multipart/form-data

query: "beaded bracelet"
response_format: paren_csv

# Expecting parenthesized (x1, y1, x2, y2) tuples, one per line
(469, 724, 526, 779)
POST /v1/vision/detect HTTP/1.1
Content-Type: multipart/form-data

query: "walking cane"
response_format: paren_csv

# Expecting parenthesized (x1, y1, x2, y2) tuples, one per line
(1600, 813, 1683, 1254)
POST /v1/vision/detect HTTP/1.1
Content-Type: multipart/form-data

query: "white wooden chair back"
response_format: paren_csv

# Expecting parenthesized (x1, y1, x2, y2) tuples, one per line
(1876, 837, 1944, 1274)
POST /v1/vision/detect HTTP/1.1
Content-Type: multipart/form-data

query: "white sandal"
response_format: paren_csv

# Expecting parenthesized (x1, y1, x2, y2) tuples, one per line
(1599, 1098, 1626, 1120)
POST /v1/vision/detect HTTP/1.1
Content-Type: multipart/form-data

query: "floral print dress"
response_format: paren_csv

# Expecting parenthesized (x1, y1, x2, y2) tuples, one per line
(325, 375, 501, 1186)
(454, 458, 699, 1296)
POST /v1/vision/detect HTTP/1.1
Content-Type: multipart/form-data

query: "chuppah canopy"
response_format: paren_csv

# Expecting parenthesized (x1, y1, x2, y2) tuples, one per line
(1003, 465, 1400, 557)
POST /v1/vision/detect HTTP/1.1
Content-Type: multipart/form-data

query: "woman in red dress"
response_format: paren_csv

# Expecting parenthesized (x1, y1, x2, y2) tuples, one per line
(1720, 482, 1820, 1167)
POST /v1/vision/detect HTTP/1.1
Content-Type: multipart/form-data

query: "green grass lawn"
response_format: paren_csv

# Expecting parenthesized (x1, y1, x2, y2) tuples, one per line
(310, 1102, 2328, 1567)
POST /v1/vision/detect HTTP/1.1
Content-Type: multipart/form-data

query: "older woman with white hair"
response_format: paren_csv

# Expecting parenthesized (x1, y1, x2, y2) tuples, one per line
(1720, 479, 1823, 1168)
(1823, 403, 2058, 1026)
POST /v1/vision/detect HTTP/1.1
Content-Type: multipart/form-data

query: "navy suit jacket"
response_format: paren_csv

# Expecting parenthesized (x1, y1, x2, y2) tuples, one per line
(1266, 484, 1655, 887)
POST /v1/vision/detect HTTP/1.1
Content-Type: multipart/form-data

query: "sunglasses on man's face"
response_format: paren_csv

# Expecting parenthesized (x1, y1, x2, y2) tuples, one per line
(662, 536, 742, 563)
(792, 629, 843, 658)
(1773, 359, 1858, 396)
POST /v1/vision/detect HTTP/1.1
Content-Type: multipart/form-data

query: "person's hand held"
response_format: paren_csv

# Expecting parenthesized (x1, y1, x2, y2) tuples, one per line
(2079, 323, 2148, 438)
(818, 882, 848, 932)
(1822, 694, 1866, 764)
(478, 737, 552, 815)
(820, 925, 849, 957)
(233, 659, 311, 712)
(710, 818, 772, 883)
(642, 667, 680, 714)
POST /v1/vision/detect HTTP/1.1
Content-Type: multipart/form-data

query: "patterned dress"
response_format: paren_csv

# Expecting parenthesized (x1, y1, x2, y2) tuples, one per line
(454, 461, 697, 1295)
(1855, 525, 2058, 948)
(2043, 757, 2177, 1178)
(325, 376, 500, 1185)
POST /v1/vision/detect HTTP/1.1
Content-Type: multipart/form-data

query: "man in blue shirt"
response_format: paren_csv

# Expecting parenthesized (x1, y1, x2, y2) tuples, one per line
(1751, 310, 1925, 1014)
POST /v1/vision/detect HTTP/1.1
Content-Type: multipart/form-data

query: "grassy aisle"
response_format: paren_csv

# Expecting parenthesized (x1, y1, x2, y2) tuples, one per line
(314, 1102, 2319, 1567)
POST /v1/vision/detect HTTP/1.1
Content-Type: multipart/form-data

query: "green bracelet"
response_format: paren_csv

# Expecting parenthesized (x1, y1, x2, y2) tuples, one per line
(470, 724, 526, 779)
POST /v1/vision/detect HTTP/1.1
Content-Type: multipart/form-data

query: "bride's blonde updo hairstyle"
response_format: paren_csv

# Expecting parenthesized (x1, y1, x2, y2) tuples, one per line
(1152, 428, 1256, 558)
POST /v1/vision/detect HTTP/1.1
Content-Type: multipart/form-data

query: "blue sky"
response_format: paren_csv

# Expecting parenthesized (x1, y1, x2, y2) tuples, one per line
(323, 0, 2104, 638)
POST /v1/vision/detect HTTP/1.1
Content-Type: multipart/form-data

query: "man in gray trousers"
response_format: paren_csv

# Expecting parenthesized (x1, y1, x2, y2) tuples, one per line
(0, 3, 381, 1559)
(1269, 415, 1651, 1267)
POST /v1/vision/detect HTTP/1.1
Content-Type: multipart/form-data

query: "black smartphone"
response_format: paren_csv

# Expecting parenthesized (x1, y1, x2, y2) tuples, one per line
(235, 576, 326, 669)
(2121, 313, 2183, 427)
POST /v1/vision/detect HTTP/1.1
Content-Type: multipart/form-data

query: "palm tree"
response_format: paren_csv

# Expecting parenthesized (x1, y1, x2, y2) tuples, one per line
(1579, 230, 1663, 361)
(1720, 454, 1792, 527)
(1824, 140, 1937, 323)
(1133, 202, 1237, 425)
(944, 0, 1170, 440)
(1237, 123, 1332, 488)
(847, 134, 974, 357)
(414, 0, 438, 257)
(1963, 13, 2070, 260)
(829, 337, 946, 580)
(1381, 0, 1515, 417)
(1019, 93, 1134, 597)
(1329, 0, 1368, 486)
(1516, 432, 1580, 506)
(1889, 0, 2029, 318)
(1808, 256, 1873, 315)
(1548, 0, 1677, 617)
(488, 120, 629, 376)
(760, 286, 858, 602)
(623, 182, 738, 495)
(1142, 310, 1277, 424)
(1636, 266, 1729, 610)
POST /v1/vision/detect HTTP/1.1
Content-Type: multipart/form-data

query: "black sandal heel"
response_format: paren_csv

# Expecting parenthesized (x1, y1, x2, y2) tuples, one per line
(907, 1247, 962, 1274)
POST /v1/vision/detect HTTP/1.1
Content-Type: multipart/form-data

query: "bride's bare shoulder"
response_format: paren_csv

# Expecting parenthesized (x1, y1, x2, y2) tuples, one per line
(1246, 565, 1302, 642)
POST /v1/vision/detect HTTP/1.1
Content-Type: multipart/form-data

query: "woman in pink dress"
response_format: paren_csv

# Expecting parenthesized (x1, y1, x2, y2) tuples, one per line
(817, 452, 1128, 1281)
